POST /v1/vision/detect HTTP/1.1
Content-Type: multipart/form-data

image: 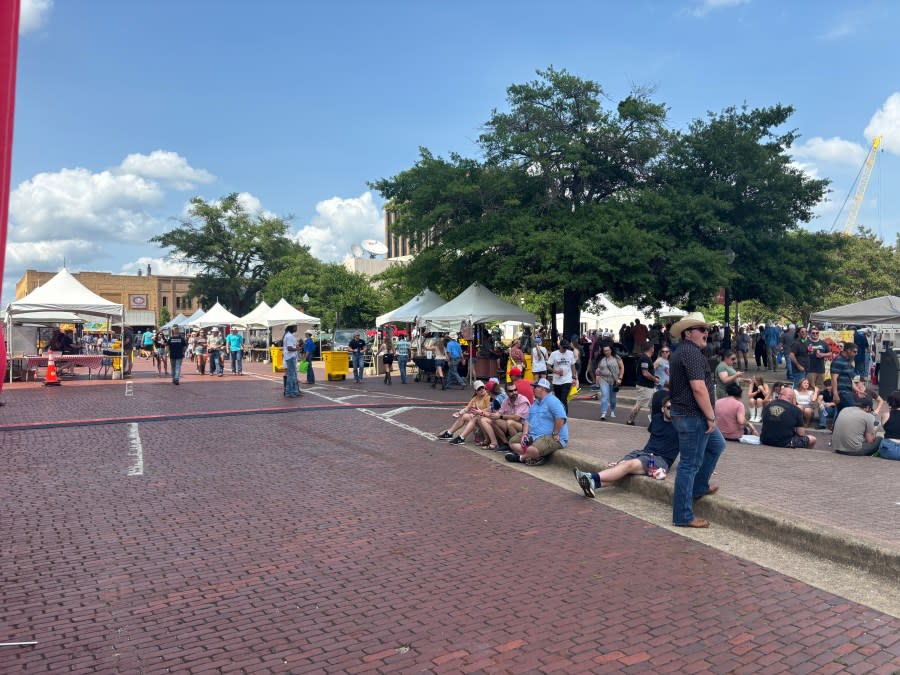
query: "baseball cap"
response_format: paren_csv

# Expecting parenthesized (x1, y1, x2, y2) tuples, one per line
(473, 380, 485, 390)
(509, 367, 523, 377)
(533, 378, 552, 390)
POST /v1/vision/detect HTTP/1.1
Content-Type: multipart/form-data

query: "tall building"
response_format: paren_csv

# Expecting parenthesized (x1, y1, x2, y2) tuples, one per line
(384, 207, 434, 258)
(15, 266, 198, 327)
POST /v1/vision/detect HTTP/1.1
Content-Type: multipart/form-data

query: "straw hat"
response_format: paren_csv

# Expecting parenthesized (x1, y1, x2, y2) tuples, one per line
(670, 312, 710, 339)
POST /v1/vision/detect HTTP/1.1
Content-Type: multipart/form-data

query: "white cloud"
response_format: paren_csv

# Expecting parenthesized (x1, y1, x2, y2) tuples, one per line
(6, 238, 98, 270)
(689, 0, 750, 18)
(293, 192, 383, 262)
(864, 92, 900, 155)
(792, 136, 867, 166)
(10, 167, 164, 243)
(19, 0, 52, 34)
(118, 256, 199, 277)
(118, 150, 215, 190)
(787, 160, 820, 180)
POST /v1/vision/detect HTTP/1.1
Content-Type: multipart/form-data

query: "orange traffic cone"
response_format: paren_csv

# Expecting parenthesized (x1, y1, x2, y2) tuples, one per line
(44, 351, 62, 386)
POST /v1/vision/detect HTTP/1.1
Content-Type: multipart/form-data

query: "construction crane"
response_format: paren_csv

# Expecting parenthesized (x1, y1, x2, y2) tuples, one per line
(842, 135, 882, 235)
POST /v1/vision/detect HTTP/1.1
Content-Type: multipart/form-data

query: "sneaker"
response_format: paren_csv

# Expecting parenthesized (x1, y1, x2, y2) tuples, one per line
(609, 412, 616, 418)
(523, 457, 546, 467)
(626, 420, 635, 426)
(600, 415, 606, 421)
(496, 444, 510, 453)
(450, 436, 465, 445)
(437, 431, 453, 440)
(573, 468, 595, 498)
(504, 452, 521, 463)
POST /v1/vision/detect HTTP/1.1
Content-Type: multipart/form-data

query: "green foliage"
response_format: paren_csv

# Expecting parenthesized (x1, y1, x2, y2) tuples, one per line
(157, 306, 171, 327)
(151, 193, 299, 315)
(821, 228, 900, 307)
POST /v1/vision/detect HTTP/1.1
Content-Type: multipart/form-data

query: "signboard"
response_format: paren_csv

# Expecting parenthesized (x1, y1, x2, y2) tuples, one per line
(129, 294, 148, 310)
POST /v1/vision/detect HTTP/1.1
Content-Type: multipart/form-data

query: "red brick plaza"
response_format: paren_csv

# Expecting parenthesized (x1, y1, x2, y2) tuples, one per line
(1, 359, 898, 672)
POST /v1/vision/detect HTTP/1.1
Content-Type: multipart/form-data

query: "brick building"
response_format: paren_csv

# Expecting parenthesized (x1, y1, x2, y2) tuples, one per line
(15, 266, 198, 327)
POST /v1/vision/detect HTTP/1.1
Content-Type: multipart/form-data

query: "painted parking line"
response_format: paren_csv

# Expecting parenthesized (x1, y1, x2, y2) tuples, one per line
(358, 408, 439, 441)
(126, 423, 144, 476)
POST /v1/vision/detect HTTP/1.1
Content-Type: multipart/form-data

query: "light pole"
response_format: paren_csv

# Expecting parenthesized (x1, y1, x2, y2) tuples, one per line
(722, 248, 736, 350)
(302, 292, 309, 313)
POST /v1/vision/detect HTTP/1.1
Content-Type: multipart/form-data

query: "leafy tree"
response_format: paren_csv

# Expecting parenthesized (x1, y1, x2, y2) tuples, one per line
(151, 193, 299, 315)
(819, 227, 900, 309)
(157, 306, 171, 327)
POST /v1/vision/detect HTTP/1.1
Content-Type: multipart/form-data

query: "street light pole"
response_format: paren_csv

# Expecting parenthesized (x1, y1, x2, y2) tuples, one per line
(722, 248, 736, 350)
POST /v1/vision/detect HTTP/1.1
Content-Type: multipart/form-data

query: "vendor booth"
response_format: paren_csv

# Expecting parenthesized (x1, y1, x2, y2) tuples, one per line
(5, 269, 125, 383)
(262, 299, 321, 374)
(186, 302, 244, 329)
(239, 301, 272, 362)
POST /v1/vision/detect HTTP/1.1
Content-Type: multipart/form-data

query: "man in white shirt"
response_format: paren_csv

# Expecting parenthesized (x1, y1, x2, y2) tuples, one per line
(547, 339, 578, 413)
(282, 325, 303, 398)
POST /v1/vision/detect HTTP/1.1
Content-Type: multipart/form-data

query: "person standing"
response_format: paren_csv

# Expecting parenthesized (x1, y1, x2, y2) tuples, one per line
(788, 326, 811, 387)
(167, 325, 187, 385)
(627, 342, 658, 425)
(668, 312, 726, 529)
(141, 328, 155, 359)
(348, 331, 367, 384)
(830, 342, 858, 416)
(226, 326, 245, 375)
(806, 327, 830, 390)
(207, 327, 225, 376)
(445, 332, 467, 389)
(764, 322, 780, 372)
(654, 346, 671, 391)
(153, 330, 168, 377)
(282, 325, 302, 397)
(595, 344, 623, 421)
(303, 330, 316, 384)
(395, 333, 410, 384)
(531, 337, 549, 383)
(547, 339, 578, 414)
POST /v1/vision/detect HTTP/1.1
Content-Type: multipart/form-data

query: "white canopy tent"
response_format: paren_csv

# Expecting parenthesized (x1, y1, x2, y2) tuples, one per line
(5, 269, 125, 381)
(182, 308, 206, 326)
(810, 296, 900, 326)
(240, 300, 272, 329)
(160, 313, 187, 331)
(376, 289, 447, 326)
(187, 302, 244, 329)
(263, 298, 321, 329)
(420, 282, 536, 327)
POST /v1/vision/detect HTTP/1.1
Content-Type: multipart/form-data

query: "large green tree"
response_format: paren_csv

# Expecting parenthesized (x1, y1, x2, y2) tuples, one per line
(151, 193, 298, 315)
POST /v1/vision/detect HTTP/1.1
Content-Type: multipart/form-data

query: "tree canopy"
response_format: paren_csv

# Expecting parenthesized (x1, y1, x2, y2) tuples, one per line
(151, 193, 298, 315)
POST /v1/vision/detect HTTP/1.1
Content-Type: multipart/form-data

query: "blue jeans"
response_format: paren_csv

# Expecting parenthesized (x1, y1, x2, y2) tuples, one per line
(879, 438, 900, 460)
(447, 357, 466, 387)
(305, 356, 315, 384)
(170, 358, 182, 383)
(791, 371, 807, 387)
(230, 350, 243, 374)
(671, 413, 726, 525)
(351, 352, 364, 383)
(209, 350, 223, 375)
(397, 356, 408, 384)
(599, 381, 617, 416)
(284, 358, 300, 396)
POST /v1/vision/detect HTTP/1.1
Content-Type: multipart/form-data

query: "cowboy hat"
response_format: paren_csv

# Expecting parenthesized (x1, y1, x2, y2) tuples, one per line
(670, 312, 710, 338)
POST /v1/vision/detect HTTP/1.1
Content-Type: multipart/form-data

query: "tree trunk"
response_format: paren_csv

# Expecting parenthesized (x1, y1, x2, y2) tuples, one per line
(562, 289, 582, 343)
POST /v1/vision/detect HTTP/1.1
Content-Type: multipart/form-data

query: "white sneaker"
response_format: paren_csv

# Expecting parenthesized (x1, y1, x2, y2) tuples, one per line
(609, 411, 616, 418)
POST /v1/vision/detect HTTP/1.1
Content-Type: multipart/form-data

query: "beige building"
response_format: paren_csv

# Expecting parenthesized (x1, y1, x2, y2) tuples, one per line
(15, 266, 198, 326)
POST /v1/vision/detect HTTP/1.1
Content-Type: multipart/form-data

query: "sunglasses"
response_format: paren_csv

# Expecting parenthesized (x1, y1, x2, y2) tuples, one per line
(689, 327, 709, 334)
(661, 350, 670, 353)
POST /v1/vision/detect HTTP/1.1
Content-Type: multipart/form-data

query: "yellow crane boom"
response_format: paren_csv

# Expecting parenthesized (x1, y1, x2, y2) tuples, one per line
(843, 136, 881, 235)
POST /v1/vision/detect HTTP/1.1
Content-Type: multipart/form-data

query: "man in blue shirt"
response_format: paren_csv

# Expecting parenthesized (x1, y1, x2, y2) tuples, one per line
(395, 334, 410, 384)
(445, 332, 467, 389)
(303, 330, 316, 384)
(504, 378, 568, 466)
(830, 342, 858, 416)
(763, 322, 781, 372)
(226, 327, 245, 375)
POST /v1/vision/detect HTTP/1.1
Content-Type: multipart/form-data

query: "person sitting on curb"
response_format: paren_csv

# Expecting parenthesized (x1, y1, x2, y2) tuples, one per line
(759, 387, 816, 449)
(484, 381, 531, 452)
(504, 378, 568, 466)
(832, 396, 881, 456)
(574, 395, 680, 497)
(437, 380, 492, 446)
(878, 390, 900, 461)
(715, 382, 757, 441)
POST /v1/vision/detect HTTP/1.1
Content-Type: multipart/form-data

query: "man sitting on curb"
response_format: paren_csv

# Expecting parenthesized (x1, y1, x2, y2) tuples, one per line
(505, 378, 567, 466)
(760, 387, 816, 449)
(574, 394, 680, 497)
(507, 366, 535, 404)
(832, 396, 881, 456)
(485, 381, 531, 452)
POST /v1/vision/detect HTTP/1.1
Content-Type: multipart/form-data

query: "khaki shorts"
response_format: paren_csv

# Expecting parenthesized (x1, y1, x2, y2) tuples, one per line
(635, 386, 654, 408)
(807, 372, 825, 390)
(509, 432, 562, 457)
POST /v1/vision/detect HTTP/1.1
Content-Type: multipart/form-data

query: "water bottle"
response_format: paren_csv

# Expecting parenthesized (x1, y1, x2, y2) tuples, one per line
(646, 453, 656, 476)
(521, 435, 530, 449)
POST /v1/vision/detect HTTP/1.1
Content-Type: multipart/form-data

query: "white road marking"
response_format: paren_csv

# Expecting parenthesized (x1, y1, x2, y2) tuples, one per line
(358, 408, 439, 441)
(124, 381, 134, 397)
(127, 423, 144, 476)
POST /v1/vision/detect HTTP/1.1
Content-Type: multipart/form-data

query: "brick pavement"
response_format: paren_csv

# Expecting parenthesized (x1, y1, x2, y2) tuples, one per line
(1, 372, 900, 672)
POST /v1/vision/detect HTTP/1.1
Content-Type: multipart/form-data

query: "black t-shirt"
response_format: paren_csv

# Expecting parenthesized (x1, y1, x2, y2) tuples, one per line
(760, 400, 804, 447)
(167, 335, 187, 360)
(651, 389, 669, 416)
(644, 414, 679, 466)
(806, 339, 829, 374)
(883, 409, 900, 438)
(637, 353, 655, 389)
(669, 342, 714, 417)
(791, 339, 810, 371)
(348, 338, 367, 354)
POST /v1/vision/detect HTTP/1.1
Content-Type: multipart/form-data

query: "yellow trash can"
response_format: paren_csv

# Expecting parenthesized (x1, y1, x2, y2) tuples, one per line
(323, 350, 349, 381)
(270, 346, 285, 372)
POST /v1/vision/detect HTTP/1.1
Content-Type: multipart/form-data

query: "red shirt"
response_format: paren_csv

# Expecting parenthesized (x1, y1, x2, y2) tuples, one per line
(514, 378, 534, 404)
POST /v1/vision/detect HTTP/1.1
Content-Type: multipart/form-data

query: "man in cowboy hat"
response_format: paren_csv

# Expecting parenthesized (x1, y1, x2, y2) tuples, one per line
(668, 312, 726, 529)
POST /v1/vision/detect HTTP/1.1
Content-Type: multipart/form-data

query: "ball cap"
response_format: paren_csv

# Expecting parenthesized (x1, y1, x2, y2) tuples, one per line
(509, 367, 523, 377)
(473, 379, 486, 390)
(533, 378, 552, 390)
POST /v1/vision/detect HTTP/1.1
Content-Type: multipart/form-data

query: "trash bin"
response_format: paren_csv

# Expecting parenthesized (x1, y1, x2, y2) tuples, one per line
(323, 350, 349, 381)
(270, 346, 284, 373)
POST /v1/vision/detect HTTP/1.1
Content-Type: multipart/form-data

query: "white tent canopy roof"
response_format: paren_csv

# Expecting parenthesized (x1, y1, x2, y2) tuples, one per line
(420, 282, 536, 325)
(188, 302, 244, 328)
(376, 289, 447, 326)
(263, 298, 321, 327)
(810, 295, 900, 326)
(240, 300, 272, 328)
(182, 308, 205, 326)
(160, 313, 187, 330)
(6, 268, 124, 318)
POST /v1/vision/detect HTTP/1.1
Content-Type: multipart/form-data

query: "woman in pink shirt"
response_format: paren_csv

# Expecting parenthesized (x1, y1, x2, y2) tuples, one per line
(715, 382, 757, 441)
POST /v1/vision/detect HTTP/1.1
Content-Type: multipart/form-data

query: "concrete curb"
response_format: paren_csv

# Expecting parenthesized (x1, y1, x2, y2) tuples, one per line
(551, 448, 900, 582)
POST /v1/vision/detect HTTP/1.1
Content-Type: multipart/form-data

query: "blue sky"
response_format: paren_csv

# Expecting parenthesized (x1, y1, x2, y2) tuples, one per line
(6, 0, 900, 307)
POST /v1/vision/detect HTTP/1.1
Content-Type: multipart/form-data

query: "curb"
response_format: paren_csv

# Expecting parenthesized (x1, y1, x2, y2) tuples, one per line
(551, 448, 900, 582)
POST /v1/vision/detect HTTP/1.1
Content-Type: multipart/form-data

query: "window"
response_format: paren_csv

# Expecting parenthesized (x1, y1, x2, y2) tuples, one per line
(175, 296, 181, 309)
(162, 296, 168, 307)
